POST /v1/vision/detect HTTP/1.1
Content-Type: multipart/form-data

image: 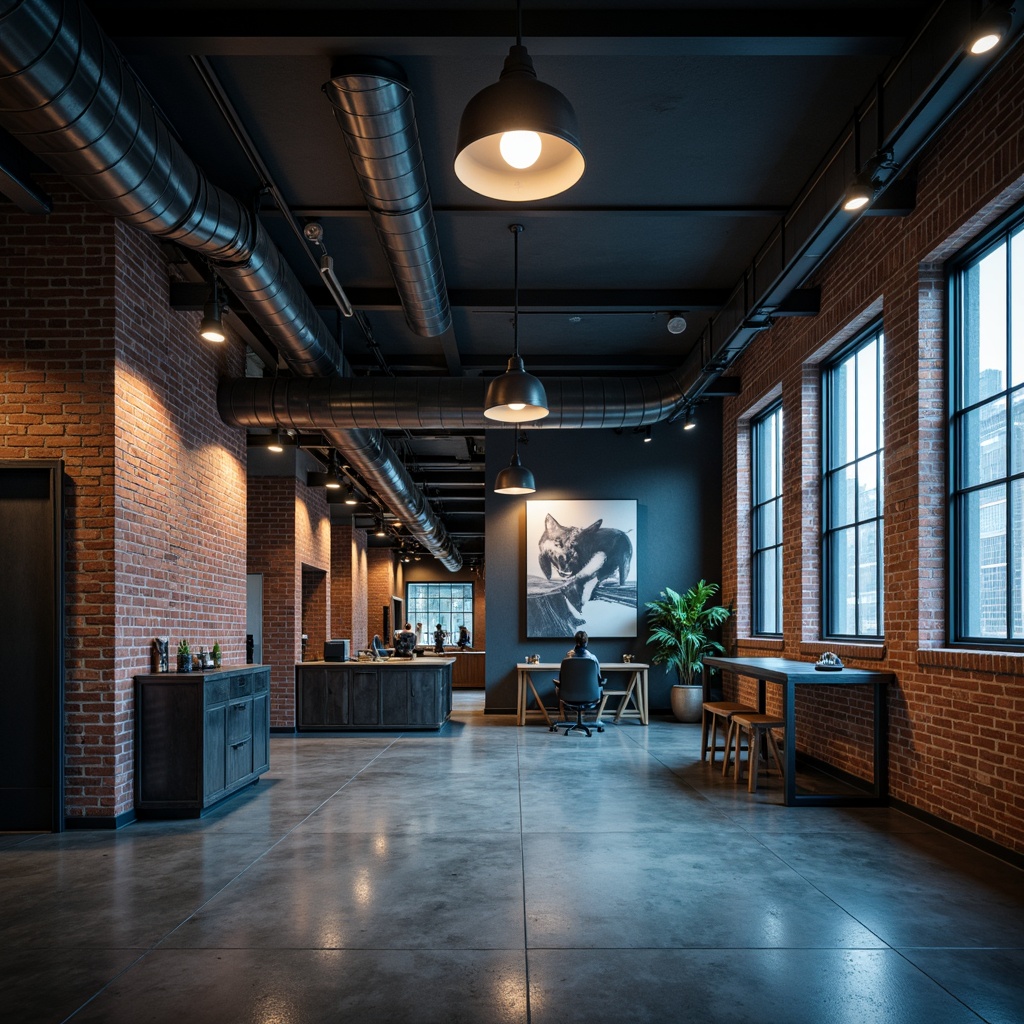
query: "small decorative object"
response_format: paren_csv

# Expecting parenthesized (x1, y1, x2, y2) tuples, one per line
(622, 654, 634, 663)
(176, 639, 192, 673)
(815, 651, 844, 672)
(212, 641, 222, 668)
(192, 653, 202, 671)
(200, 646, 213, 669)
(526, 654, 540, 664)
(151, 637, 169, 673)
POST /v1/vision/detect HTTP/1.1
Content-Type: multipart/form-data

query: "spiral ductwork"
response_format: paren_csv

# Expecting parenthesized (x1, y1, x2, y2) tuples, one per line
(324, 58, 451, 338)
(217, 371, 691, 432)
(0, 0, 461, 570)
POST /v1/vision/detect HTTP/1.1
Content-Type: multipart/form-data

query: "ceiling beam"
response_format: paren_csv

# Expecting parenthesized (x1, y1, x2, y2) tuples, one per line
(101, 8, 919, 57)
(170, 281, 729, 314)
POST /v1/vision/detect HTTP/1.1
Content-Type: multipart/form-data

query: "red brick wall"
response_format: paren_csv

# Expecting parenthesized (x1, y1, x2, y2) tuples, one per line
(330, 521, 369, 650)
(1, 180, 248, 821)
(720, 45, 1024, 854)
(366, 548, 399, 644)
(247, 474, 329, 726)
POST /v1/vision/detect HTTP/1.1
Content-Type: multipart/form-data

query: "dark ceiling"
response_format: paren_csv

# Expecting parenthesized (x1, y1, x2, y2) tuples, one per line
(6, 1, 957, 562)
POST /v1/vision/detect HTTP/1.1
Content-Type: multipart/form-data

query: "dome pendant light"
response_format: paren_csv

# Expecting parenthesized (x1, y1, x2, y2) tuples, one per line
(494, 431, 537, 494)
(484, 224, 549, 422)
(454, 1, 584, 201)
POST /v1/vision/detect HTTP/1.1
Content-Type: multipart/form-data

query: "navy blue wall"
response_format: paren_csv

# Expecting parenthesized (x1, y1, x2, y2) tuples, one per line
(483, 404, 723, 714)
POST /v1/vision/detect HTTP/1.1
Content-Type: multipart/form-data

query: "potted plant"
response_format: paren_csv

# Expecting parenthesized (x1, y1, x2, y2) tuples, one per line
(645, 579, 731, 722)
(212, 641, 222, 668)
(176, 639, 192, 673)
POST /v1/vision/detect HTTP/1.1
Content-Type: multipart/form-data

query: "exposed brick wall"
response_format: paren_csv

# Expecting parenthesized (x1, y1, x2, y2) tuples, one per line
(366, 548, 399, 643)
(247, 474, 329, 726)
(0, 180, 248, 821)
(720, 44, 1024, 854)
(330, 521, 368, 650)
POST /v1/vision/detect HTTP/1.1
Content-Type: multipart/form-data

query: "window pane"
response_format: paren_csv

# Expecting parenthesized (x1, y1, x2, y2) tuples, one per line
(857, 338, 878, 456)
(756, 549, 778, 633)
(964, 484, 1007, 638)
(830, 358, 855, 467)
(858, 454, 877, 520)
(829, 527, 857, 635)
(963, 397, 1006, 487)
(829, 464, 856, 527)
(857, 521, 878, 635)
(1014, 479, 1024, 639)
(1012, 389, 1024, 476)
(1012, 227, 1024, 387)
(963, 245, 1007, 407)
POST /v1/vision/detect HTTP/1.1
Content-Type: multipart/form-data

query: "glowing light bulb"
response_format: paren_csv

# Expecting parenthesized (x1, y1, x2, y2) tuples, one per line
(970, 32, 1000, 54)
(499, 131, 542, 169)
(508, 402, 526, 411)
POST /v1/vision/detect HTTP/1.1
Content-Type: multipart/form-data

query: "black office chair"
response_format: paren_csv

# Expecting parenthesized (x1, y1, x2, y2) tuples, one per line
(550, 657, 605, 737)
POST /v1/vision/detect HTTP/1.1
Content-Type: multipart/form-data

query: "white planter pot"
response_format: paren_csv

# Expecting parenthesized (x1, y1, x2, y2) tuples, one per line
(670, 684, 703, 723)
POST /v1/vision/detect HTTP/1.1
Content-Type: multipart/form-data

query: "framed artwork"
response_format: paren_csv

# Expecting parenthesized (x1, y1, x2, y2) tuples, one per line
(526, 499, 637, 638)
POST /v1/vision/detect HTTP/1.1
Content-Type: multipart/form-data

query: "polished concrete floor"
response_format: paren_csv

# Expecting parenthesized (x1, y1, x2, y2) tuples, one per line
(3, 692, 1024, 1024)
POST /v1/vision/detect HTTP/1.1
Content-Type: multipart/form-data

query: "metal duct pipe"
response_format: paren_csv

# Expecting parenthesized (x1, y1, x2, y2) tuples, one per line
(323, 57, 451, 338)
(0, 0, 461, 570)
(217, 372, 690, 432)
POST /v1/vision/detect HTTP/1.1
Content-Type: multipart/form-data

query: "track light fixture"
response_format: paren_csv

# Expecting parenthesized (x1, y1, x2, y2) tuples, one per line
(494, 430, 537, 494)
(642, 425, 653, 443)
(843, 147, 898, 213)
(968, 3, 1014, 54)
(303, 220, 354, 317)
(454, 0, 584, 201)
(266, 430, 288, 453)
(485, 225, 549, 422)
(683, 408, 696, 431)
(375, 517, 387, 538)
(342, 483, 359, 506)
(199, 278, 226, 342)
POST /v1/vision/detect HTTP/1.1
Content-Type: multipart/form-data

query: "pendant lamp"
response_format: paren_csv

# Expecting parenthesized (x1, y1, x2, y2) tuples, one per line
(484, 224, 549, 422)
(494, 431, 537, 494)
(199, 278, 226, 342)
(454, 2, 584, 201)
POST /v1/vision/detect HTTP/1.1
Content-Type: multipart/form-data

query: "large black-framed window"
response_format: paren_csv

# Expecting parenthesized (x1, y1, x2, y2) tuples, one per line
(752, 403, 784, 635)
(950, 208, 1024, 644)
(823, 326, 885, 639)
(406, 582, 474, 642)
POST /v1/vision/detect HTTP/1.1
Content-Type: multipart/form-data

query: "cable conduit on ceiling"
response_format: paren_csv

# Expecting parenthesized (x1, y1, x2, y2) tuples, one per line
(0, 0, 461, 569)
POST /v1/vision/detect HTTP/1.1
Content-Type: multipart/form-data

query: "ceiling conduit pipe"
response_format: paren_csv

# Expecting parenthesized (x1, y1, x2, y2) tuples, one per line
(0, 0, 462, 570)
(323, 58, 451, 338)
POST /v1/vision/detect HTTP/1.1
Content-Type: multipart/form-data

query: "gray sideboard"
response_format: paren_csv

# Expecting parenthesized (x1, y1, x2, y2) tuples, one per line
(134, 665, 270, 817)
(296, 658, 453, 730)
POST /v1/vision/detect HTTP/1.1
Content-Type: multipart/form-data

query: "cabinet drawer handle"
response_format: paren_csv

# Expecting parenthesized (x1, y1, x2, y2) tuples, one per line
(231, 740, 247, 749)
(232, 704, 247, 710)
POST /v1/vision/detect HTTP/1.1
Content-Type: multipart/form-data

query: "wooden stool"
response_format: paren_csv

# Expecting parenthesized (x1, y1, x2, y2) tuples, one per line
(701, 701, 757, 764)
(724, 712, 785, 792)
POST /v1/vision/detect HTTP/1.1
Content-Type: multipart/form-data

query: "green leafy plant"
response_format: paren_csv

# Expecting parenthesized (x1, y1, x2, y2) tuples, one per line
(645, 580, 731, 686)
(177, 639, 190, 657)
(211, 641, 222, 667)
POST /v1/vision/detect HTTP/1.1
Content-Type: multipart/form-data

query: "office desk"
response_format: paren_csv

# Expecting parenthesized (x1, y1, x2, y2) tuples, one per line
(515, 662, 649, 727)
(704, 656, 894, 807)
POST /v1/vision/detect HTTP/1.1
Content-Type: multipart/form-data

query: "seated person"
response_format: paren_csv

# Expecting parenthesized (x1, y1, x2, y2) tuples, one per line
(566, 629, 604, 679)
(394, 622, 417, 657)
(456, 625, 471, 649)
(371, 634, 388, 658)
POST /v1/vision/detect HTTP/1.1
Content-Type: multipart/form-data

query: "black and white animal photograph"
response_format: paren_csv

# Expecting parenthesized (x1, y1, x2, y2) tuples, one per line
(526, 500, 637, 638)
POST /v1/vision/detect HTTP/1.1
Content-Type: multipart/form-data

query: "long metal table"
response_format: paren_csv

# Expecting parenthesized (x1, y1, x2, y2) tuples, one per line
(704, 655, 894, 806)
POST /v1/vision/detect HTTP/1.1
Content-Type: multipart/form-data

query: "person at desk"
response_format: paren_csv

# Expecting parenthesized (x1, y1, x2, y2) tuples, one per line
(394, 622, 417, 658)
(371, 634, 388, 659)
(457, 625, 471, 649)
(566, 629, 600, 666)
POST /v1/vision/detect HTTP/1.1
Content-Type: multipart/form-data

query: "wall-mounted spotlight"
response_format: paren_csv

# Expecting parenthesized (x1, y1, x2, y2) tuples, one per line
(266, 430, 288, 453)
(199, 278, 226, 342)
(968, 3, 1014, 54)
(642, 425, 653, 443)
(683, 408, 696, 431)
(843, 147, 898, 213)
(342, 483, 360, 506)
(375, 518, 387, 538)
(842, 174, 874, 212)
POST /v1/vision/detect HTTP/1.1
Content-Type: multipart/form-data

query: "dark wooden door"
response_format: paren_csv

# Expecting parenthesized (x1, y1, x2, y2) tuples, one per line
(0, 462, 64, 831)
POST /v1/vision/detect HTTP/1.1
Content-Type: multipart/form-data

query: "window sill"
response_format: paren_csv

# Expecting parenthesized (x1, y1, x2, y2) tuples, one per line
(800, 640, 886, 662)
(735, 637, 785, 653)
(918, 647, 1024, 676)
